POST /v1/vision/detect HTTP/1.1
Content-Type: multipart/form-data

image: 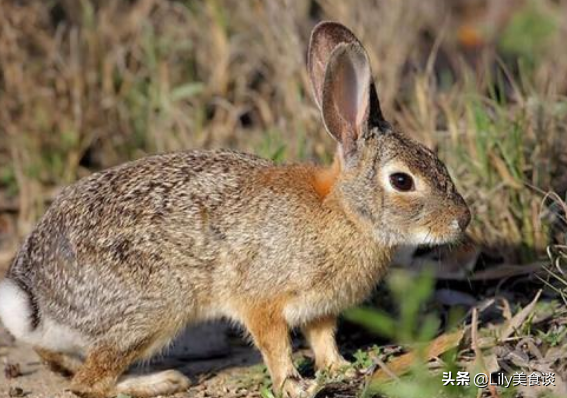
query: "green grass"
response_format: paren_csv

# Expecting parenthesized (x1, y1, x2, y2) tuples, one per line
(344, 269, 439, 344)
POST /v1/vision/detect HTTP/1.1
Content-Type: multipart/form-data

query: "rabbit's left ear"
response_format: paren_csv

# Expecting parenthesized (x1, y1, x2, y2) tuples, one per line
(308, 21, 361, 110)
(308, 22, 387, 162)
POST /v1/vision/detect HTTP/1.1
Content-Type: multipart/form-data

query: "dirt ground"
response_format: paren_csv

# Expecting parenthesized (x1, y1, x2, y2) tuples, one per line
(1, 333, 278, 398)
(1, 325, 367, 398)
(0, 315, 276, 398)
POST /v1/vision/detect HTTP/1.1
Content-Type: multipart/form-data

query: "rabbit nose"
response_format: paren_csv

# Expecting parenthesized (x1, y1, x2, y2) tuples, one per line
(457, 207, 471, 231)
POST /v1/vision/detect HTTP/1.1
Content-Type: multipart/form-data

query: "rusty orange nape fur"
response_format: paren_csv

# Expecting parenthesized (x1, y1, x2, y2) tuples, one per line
(311, 155, 342, 199)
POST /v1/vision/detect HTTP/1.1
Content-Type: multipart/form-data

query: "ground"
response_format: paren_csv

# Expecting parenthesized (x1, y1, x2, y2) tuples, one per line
(0, 318, 368, 398)
(0, 259, 365, 398)
(3, 248, 567, 398)
(1, 319, 266, 398)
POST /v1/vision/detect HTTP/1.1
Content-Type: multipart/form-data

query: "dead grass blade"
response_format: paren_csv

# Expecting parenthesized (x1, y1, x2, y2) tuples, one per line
(499, 290, 542, 341)
(370, 328, 465, 383)
(472, 308, 500, 398)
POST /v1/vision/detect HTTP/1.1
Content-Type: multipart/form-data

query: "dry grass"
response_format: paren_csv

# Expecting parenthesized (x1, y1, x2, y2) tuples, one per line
(1, 0, 566, 262)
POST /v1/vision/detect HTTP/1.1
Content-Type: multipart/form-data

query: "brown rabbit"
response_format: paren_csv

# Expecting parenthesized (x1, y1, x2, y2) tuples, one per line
(0, 22, 470, 398)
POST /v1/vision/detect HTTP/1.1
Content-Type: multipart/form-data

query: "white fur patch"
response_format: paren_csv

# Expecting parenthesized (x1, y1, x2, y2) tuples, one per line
(34, 317, 87, 354)
(0, 279, 33, 339)
(0, 278, 86, 354)
(451, 219, 460, 231)
(283, 295, 341, 327)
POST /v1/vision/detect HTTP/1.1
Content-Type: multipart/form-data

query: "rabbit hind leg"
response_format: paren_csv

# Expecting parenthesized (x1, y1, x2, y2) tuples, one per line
(34, 347, 82, 377)
(113, 331, 191, 396)
(70, 341, 147, 398)
(69, 334, 190, 398)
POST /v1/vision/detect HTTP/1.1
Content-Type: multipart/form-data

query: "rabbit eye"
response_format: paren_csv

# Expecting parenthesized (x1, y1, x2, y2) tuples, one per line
(389, 172, 414, 192)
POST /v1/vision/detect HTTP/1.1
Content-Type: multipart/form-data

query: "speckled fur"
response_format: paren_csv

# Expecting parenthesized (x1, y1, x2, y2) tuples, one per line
(0, 22, 470, 398)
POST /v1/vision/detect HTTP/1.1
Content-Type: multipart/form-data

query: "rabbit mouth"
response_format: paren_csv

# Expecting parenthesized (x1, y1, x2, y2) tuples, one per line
(409, 226, 465, 246)
(375, 225, 464, 247)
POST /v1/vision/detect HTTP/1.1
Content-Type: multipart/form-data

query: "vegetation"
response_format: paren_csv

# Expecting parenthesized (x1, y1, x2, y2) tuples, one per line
(1, 1, 566, 397)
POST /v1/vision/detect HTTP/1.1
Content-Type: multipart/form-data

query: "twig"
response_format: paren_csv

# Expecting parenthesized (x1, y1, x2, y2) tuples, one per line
(472, 308, 500, 398)
(374, 357, 400, 382)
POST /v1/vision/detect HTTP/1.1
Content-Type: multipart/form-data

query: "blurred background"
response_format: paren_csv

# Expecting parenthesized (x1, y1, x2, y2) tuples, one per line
(1, 0, 567, 270)
(1, 1, 567, 397)
(1, 0, 567, 259)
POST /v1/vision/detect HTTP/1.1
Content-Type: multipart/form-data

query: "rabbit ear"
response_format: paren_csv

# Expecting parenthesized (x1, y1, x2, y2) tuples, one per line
(321, 42, 380, 161)
(308, 22, 361, 110)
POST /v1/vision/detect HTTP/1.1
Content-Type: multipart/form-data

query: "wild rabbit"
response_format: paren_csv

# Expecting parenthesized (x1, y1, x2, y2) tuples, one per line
(0, 21, 470, 398)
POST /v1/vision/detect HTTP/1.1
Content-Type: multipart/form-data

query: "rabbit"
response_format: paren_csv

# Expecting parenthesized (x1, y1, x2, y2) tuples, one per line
(0, 21, 470, 398)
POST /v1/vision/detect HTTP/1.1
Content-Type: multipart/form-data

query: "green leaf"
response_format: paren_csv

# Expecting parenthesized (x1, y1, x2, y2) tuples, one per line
(343, 307, 396, 338)
(170, 83, 205, 101)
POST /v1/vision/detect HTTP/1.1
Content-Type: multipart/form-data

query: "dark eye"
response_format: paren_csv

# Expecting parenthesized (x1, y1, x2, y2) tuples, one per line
(389, 172, 414, 192)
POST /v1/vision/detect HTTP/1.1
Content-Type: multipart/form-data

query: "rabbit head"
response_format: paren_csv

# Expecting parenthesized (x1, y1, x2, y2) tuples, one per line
(309, 22, 470, 247)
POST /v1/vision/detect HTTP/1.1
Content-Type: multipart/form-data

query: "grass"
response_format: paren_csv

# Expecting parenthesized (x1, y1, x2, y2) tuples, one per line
(344, 269, 440, 344)
(342, 270, 566, 398)
(1, 1, 567, 397)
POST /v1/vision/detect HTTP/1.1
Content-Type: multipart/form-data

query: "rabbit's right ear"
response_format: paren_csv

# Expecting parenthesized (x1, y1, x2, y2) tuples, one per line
(321, 43, 372, 161)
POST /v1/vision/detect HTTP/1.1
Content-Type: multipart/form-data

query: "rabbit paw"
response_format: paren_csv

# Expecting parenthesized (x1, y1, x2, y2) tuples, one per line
(116, 369, 191, 397)
(316, 358, 356, 380)
(328, 358, 357, 378)
(281, 377, 320, 398)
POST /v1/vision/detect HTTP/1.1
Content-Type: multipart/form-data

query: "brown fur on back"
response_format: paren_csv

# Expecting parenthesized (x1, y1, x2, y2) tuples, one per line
(7, 149, 389, 344)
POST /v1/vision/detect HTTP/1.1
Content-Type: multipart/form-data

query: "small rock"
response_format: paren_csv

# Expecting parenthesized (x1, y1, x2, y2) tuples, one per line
(4, 362, 22, 379)
(8, 387, 25, 397)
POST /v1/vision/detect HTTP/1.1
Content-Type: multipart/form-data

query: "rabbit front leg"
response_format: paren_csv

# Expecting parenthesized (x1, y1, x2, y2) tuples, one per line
(302, 316, 350, 374)
(242, 306, 318, 398)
